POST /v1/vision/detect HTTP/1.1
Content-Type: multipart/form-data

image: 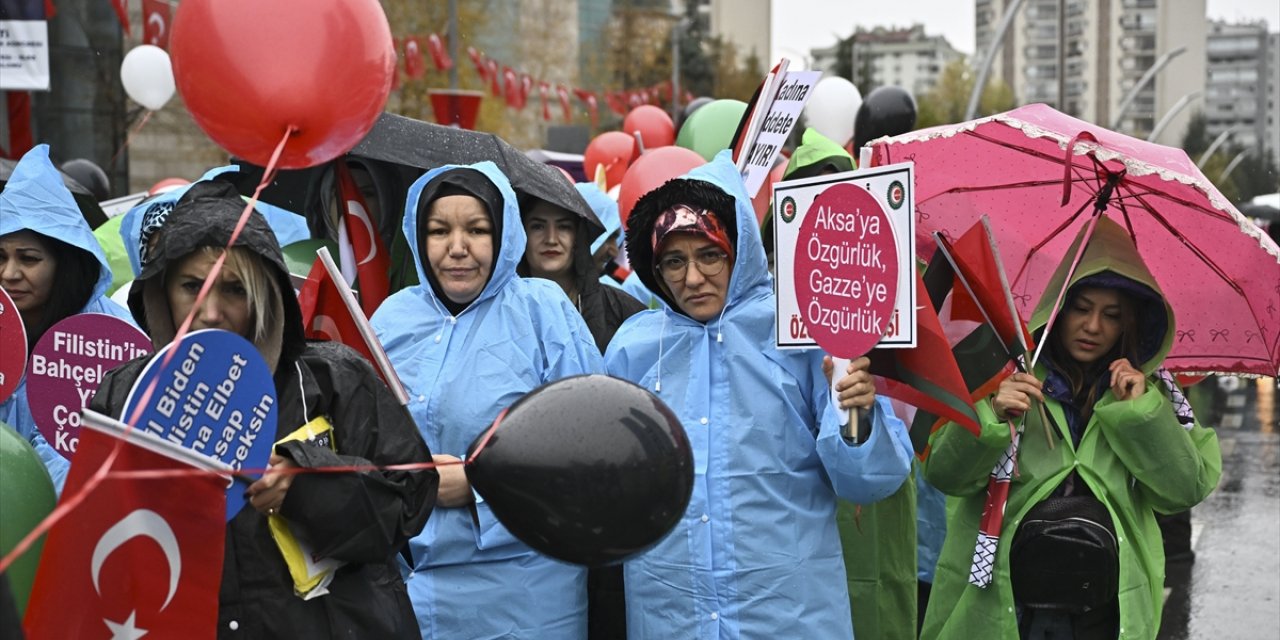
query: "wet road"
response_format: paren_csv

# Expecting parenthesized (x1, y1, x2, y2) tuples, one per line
(1159, 378, 1279, 640)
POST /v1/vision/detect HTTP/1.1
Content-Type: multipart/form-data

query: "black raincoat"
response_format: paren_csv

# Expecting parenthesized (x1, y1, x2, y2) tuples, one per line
(516, 197, 646, 353)
(89, 182, 437, 639)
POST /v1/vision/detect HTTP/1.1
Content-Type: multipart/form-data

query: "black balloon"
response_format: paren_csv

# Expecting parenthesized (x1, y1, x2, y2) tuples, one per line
(60, 159, 111, 201)
(677, 96, 714, 133)
(852, 86, 918, 155)
(465, 374, 693, 567)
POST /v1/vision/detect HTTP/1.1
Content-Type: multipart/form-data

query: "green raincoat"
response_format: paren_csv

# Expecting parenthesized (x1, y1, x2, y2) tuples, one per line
(921, 218, 1222, 640)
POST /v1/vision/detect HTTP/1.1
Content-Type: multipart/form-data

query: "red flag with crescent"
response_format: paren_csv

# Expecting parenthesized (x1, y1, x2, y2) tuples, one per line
(426, 33, 453, 71)
(142, 0, 171, 50)
(503, 67, 521, 109)
(467, 47, 487, 82)
(556, 85, 573, 123)
(403, 37, 426, 79)
(539, 82, 552, 121)
(298, 257, 376, 367)
(24, 415, 226, 638)
(335, 162, 390, 317)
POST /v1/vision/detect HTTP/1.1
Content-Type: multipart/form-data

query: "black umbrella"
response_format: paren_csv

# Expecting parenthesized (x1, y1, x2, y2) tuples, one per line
(228, 112, 602, 236)
(0, 157, 109, 229)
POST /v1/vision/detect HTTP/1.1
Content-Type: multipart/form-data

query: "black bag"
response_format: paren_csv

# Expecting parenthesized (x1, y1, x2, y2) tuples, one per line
(1009, 493, 1119, 613)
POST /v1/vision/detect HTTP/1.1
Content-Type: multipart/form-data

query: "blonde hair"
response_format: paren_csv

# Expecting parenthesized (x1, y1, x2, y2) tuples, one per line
(193, 245, 279, 345)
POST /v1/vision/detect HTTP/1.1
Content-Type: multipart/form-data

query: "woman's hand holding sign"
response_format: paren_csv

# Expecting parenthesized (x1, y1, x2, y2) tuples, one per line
(824, 356, 877, 410)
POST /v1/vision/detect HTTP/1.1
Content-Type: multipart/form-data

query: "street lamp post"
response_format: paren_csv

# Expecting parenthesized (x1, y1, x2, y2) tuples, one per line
(1198, 125, 1240, 168)
(1219, 149, 1250, 182)
(1146, 90, 1201, 142)
(1110, 45, 1187, 130)
(966, 0, 1029, 121)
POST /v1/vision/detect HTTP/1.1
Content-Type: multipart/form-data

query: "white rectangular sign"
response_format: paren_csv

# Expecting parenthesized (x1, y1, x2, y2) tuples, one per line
(0, 20, 50, 91)
(738, 69, 821, 199)
(773, 162, 917, 350)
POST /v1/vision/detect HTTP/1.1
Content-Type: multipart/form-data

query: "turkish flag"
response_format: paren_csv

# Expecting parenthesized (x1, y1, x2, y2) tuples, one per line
(25, 414, 226, 638)
(573, 88, 599, 129)
(486, 60, 501, 96)
(335, 162, 390, 316)
(556, 85, 573, 123)
(297, 254, 405, 397)
(539, 82, 552, 121)
(502, 67, 521, 109)
(404, 37, 426, 79)
(426, 33, 453, 71)
(467, 47, 487, 82)
(142, 0, 171, 50)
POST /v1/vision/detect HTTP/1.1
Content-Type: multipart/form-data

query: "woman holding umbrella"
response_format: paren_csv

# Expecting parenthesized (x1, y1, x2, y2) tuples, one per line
(372, 162, 604, 639)
(921, 217, 1222, 640)
(0, 145, 134, 494)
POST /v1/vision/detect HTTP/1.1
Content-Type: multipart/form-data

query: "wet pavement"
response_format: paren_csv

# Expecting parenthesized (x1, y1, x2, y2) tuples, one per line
(1159, 377, 1279, 640)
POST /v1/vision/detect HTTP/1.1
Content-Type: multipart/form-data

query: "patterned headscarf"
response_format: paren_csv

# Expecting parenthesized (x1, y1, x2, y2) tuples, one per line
(137, 198, 178, 267)
(650, 204, 734, 260)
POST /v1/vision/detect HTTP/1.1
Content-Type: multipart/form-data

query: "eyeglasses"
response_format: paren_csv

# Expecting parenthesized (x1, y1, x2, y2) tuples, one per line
(656, 249, 730, 282)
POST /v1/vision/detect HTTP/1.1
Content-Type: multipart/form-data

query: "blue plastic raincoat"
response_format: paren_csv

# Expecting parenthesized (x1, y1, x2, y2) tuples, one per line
(372, 162, 603, 639)
(604, 152, 914, 639)
(0, 145, 134, 493)
(119, 165, 309, 278)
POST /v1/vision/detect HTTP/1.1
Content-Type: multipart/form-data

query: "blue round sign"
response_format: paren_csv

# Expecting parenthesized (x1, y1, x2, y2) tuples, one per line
(121, 329, 277, 521)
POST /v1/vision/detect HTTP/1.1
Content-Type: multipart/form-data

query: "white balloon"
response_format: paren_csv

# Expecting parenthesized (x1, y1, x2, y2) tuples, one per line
(120, 45, 175, 111)
(802, 77, 863, 147)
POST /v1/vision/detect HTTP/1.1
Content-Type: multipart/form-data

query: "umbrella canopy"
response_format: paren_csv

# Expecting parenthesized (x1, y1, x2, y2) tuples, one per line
(870, 103, 1280, 376)
(0, 157, 107, 229)
(228, 112, 602, 237)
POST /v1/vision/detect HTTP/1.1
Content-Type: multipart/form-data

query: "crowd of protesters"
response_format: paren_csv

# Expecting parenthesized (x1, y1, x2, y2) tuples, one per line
(0, 122, 1229, 640)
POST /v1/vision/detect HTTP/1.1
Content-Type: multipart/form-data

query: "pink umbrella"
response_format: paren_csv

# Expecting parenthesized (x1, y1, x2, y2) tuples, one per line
(870, 103, 1280, 376)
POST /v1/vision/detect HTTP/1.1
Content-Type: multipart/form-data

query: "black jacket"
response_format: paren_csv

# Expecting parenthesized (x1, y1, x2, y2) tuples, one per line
(518, 197, 646, 353)
(90, 182, 437, 639)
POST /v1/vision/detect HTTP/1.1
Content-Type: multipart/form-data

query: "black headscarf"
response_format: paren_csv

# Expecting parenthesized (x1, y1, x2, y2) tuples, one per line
(414, 168, 505, 315)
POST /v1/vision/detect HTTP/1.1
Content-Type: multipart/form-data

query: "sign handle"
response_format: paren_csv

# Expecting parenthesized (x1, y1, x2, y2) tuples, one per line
(829, 356, 861, 442)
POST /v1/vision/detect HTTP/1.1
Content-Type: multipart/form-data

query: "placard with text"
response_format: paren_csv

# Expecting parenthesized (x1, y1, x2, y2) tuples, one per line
(774, 162, 916, 352)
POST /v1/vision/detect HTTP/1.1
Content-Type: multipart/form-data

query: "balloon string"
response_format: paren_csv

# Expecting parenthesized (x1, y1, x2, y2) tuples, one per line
(108, 110, 154, 171)
(465, 407, 508, 466)
(0, 127, 295, 576)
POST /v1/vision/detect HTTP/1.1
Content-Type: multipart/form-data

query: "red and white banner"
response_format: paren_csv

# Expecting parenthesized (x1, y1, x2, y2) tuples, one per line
(25, 411, 227, 638)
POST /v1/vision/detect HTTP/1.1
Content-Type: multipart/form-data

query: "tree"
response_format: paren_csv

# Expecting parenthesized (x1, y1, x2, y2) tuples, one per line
(1181, 111, 1278, 203)
(915, 59, 1015, 128)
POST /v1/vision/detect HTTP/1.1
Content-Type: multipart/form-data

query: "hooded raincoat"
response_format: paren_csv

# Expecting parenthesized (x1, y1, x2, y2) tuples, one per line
(518, 185, 646, 353)
(89, 181, 436, 639)
(371, 162, 604, 640)
(921, 217, 1222, 640)
(605, 152, 914, 640)
(0, 145, 133, 493)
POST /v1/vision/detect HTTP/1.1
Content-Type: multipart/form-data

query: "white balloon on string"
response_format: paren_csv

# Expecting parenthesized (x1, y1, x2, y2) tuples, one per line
(120, 45, 176, 111)
(802, 76, 863, 148)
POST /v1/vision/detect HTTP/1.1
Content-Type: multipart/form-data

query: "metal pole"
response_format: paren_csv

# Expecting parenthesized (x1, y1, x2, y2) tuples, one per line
(1110, 45, 1187, 130)
(967, 0, 1029, 120)
(1146, 90, 1201, 142)
(672, 18, 682, 118)
(1057, 0, 1066, 112)
(1219, 150, 1249, 182)
(448, 0, 459, 90)
(1197, 125, 1239, 168)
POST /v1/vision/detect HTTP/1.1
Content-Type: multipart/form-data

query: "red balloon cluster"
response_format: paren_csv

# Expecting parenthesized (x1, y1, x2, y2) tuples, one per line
(169, 0, 395, 169)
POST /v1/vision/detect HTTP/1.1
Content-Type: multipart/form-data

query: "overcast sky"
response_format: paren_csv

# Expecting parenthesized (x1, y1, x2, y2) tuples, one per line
(772, 0, 1280, 63)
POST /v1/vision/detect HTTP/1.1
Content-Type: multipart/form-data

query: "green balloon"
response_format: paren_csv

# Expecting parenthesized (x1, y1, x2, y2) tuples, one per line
(281, 239, 340, 279)
(675, 99, 748, 162)
(0, 421, 56, 616)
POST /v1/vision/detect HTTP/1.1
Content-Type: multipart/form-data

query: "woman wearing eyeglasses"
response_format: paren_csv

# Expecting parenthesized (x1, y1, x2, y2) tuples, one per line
(604, 152, 914, 639)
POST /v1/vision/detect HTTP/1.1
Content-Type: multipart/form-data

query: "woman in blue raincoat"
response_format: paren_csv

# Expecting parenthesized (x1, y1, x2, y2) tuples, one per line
(0, 145, 133, 493)
(372, 162, 604, 639)
(605, 151, 915, 639)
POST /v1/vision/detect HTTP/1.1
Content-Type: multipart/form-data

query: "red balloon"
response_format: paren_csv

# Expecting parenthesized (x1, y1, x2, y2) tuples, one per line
(618, 146, 705, 229)
(751, 160, 789, 227)
(148, 177, 191, 196)
(169, 0, 394, 169)
(623, 105, 676, 150)
(583, 132, 636, 191)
